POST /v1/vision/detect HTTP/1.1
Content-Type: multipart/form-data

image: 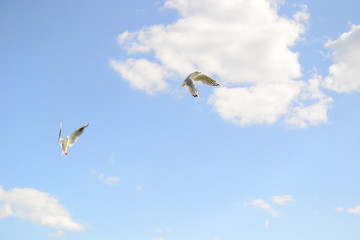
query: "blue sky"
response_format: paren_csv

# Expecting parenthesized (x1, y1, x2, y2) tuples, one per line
(1, 0, 360, 239)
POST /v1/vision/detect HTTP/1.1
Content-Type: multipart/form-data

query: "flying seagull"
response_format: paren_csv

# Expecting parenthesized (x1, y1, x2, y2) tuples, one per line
(58, 122, 89, 155)
(180, 71, 221, 99)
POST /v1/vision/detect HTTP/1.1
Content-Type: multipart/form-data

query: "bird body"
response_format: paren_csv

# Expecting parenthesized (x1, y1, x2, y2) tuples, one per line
(180, 71, 221, 99)
(58, 123, 89, 155)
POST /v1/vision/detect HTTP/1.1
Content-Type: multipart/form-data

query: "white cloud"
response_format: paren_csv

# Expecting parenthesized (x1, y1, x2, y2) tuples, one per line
(293, 5, 309, 24)
(111, 0, 334, 127)
(323, 24, 360, 92)
(246, 199, 280, 216)
(0, 186, 85, 231)
(48, 230, 65, 238)
(110, 58, 170, 95)
(347, 206, 360, 214)
(136, 185, 143, 191)
(105, 176, 121, 186)
(338, 205, 360, 214)
(271, 195, 296, 205)
(98, 173, 120, 186)
(285, 74, 333, 128)
(336, 207, 344, 212)
(209, 83, 301, 125)
(118, 0, 306, 84)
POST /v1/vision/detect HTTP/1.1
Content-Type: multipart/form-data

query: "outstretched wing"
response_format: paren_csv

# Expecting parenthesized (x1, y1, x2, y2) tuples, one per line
(69, 123, 89, 147)
(193, 74, 220, 86)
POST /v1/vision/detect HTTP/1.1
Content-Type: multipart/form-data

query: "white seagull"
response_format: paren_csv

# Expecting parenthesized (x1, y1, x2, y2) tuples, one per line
(58, 123, 89, 155)
(180, 71, 221, 99)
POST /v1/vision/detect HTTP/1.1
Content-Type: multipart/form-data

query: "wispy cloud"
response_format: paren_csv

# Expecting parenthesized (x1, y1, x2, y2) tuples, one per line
(246, 199, 280, 216)
(136, 185, 143, 191)
(105, 176, 121, 185)
(246, 195, 296, 217)
(98, 173, 121, 186)
(336, 207, 345, 212)
(337, 205, 360, 214)
(0, 186, 85, 231)
(271, 195, 296, 205)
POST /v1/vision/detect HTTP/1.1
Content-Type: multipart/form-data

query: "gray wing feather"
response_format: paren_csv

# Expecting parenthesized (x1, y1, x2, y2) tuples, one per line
(69, 123, 89, 147)
(58, 122, 62, 142)
(185, 78, 199, 98)
(193, 74, 220, 86)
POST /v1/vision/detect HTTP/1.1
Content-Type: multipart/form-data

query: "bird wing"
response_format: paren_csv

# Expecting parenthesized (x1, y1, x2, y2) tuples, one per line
(59, 138, 67, 149)
(58, 122, 62, 142)
(186, 79, 199, 98)
(193, 74, 220, 86)
(68, 123, 89, 147)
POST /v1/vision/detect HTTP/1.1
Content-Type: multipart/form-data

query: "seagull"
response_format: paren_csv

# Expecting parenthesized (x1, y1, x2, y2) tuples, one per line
(58, 123, 89, 155)
(180, 71, 221, 99)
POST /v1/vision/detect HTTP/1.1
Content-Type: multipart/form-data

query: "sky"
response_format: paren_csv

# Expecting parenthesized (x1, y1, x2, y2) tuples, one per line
(1, 0, 360, 239)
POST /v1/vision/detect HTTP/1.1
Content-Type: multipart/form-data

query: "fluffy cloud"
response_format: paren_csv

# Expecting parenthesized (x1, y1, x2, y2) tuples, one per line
(285, 75, 333, 128)
(246, 199, 280, 216)
(110, 58, 170, 95)
(116, 0, 306, 83)
(323, 25, 360, 92)
(337, 205, 360, 214)
(0, 186, 85, 231)
(271, 194, 296, 205)
(111, 0, 336, 127)
(209, 83, 301, 125)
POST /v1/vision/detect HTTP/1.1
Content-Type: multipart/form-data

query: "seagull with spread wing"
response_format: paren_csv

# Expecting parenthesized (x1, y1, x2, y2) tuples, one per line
(180, 71, 221, 99)
(58, 123, 89, 155)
